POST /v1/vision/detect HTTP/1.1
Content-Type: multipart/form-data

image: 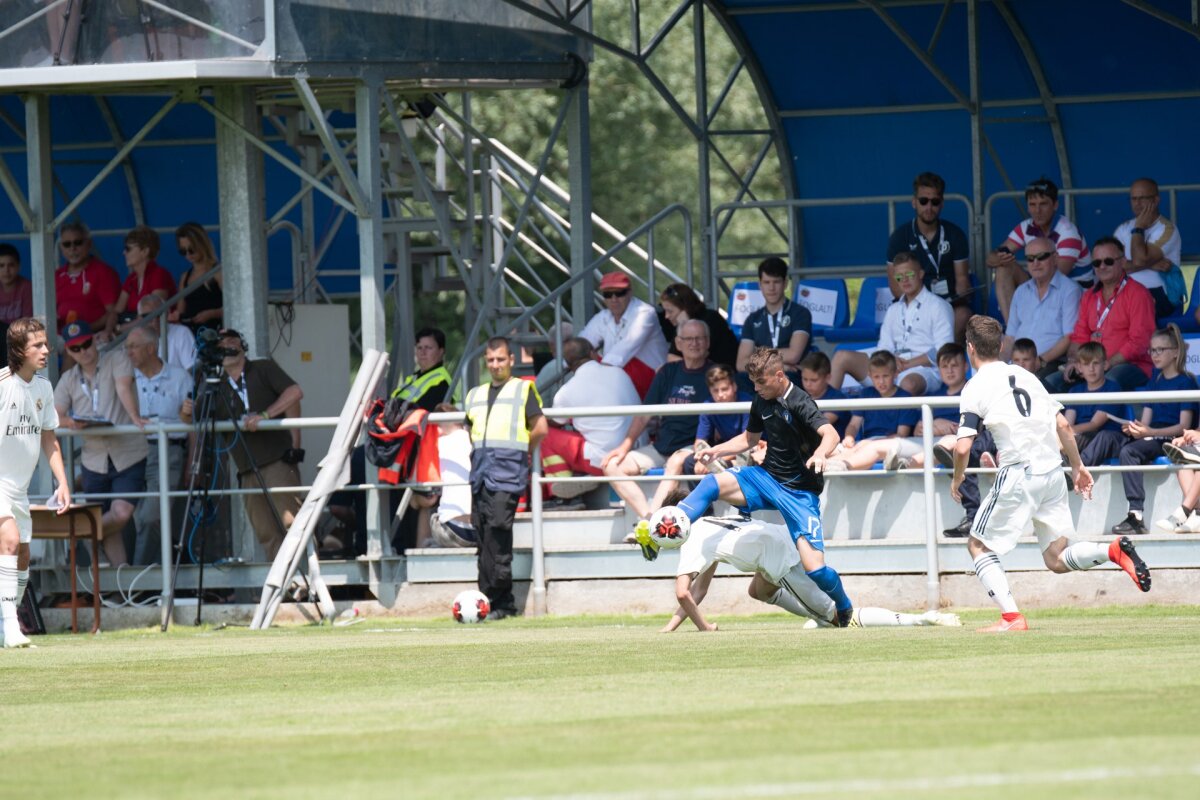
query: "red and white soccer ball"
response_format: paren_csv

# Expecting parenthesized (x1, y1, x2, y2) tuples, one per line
(452, 589, 491, 623)
(649, 505, 691, 549)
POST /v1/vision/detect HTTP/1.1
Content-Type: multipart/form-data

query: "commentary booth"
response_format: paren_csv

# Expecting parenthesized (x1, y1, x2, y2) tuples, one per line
(2, 1, 1198, 626)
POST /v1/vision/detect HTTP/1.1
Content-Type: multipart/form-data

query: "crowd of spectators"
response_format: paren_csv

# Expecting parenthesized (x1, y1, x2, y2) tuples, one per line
(8, 166, 1199, 612)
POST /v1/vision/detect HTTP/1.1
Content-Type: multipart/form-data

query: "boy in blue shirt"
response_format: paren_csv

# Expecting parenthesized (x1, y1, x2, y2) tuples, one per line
(824, 350, 918, 471)
(800, 352, 850, 437)
(1064, 342, 1132, 466)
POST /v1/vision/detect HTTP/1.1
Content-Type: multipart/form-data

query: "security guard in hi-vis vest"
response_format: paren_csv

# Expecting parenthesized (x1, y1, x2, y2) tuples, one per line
(464, 337, 547, 619)
(391, 327, 457, 411)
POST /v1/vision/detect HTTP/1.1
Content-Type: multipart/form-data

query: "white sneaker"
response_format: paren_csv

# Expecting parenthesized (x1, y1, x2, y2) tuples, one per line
(882, 441, 909, 471)
(1155, 508, 1190, 533)
(920, 610, 962, 627)
(1181, 512, 1200, 534)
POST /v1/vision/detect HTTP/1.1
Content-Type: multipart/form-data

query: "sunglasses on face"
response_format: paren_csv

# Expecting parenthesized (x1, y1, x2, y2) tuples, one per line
(917, 197, 943, 207)
(602, 289, 629, 299)
(1028, 252, 1055, 262)
(178, 247, 195, 256)
(1150, 346, 1178, 355)
(1091, 257, 1120, 268)
(67, 339, 93, 353)
(60, 239, 85, 249)
(895, 270, 919, 280)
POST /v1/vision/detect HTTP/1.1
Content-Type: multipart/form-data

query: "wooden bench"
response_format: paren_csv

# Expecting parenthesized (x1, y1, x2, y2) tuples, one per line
(30, 503, 103, 634)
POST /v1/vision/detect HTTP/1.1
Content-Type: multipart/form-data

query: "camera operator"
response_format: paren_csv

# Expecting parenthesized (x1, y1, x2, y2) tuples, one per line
(181, 329, 303, 560)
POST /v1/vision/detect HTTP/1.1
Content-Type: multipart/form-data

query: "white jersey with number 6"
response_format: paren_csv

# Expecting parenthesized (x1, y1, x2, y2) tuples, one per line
(0, 368, 59, 499)
(956, 361, 1062, 473)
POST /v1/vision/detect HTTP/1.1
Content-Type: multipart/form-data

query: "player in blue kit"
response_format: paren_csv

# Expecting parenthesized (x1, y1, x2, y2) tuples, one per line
(658, 347, 854, 626)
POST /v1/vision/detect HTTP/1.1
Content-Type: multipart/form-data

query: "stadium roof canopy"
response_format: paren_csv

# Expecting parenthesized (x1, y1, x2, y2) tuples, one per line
(712, 0, 1200, 268)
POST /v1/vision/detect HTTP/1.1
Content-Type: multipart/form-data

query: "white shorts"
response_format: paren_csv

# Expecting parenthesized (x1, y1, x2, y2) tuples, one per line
(0, 492, 32, 544)
(971, 464, 1074, 556)
(775, 563, 837, 626)
(898, 365, 942, 393)
(623, 444, 667, 473)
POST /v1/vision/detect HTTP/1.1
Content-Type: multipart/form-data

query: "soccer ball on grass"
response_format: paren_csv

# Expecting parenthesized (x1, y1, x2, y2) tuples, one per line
(452, 589, 490, 623)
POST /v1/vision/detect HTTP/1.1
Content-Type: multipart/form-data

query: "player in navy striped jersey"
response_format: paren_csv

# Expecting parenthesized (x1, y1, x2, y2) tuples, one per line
(1, 318, 71, 648)
(952, 316, 1150, 633)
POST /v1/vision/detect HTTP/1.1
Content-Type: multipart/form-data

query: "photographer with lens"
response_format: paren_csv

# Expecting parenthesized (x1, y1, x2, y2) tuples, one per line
(181, 329, 303, 560)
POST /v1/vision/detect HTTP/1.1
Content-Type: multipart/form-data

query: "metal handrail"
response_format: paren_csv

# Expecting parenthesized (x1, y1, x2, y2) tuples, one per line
(449, 203, 694, 398)
(54, 386, 1196, 618)
(710, 193, 975, 305)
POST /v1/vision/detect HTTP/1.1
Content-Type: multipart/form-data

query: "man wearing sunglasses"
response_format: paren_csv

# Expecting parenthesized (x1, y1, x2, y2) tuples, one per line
(1001, 237, 1082, 377)
(987, 177, 1091, 322)
(53, 321, 149, 567)
(1045, 237, 1155, 393)
(53, 221, 122, 334)
(886, 172, 971, 338)
(1113, 178, 1185, 318)
(578, 271, 668, 399)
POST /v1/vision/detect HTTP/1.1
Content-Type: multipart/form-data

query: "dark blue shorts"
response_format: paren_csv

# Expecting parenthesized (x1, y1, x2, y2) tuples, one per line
(729, 465, 824, 550)
(81, 457, 147, 512)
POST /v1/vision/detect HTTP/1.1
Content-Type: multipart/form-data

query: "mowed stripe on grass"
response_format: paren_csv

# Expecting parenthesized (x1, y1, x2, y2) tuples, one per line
(2, 607, 1198, 800)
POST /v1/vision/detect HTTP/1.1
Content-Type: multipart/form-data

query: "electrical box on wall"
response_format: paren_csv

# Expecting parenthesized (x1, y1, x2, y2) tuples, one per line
(266, 303, 351, 485)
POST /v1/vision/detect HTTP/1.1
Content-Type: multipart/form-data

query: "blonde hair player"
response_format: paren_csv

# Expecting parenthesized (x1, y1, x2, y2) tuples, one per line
(951, 316, 1150, 633)
(1, 318, 71, 648)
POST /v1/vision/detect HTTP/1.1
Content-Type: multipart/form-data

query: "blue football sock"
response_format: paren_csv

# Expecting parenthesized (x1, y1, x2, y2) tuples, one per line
(678, 473, 721, 521)
(806, 565, 852, 612)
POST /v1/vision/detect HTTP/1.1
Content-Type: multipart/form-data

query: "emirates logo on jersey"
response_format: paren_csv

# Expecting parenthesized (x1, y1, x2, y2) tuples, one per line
(6, 412, 40, 436)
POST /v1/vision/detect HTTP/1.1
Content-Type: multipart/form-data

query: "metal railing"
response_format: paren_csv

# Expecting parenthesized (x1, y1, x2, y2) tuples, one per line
(709, 193, 975, 305)
(47, 388, 1197, 619)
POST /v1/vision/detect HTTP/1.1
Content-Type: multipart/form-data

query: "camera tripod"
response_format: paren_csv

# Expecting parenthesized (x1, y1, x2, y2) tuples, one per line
(160, 368, 305, 631)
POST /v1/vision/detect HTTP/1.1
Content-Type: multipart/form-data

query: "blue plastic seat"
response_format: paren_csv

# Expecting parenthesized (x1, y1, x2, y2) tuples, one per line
(824, 276, 892, 344)
(794, 278, 850, 339)
(1157, 267, 1200, 333)
(726, 280, 764, 339)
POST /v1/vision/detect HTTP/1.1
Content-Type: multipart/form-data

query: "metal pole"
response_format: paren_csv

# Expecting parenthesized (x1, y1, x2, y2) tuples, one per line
(25, 94, 56, 376)
(529, 443, 547, 616)
(921, 404, 941, 611)
(694, 1, 715, 302)
(567, 78, 594, 326)
(967, 0, 987, 281)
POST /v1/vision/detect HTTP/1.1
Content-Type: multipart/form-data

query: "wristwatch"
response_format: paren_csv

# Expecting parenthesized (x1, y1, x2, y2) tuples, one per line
(261, 409, 271, 420)
(1130, 227, 1145, 236)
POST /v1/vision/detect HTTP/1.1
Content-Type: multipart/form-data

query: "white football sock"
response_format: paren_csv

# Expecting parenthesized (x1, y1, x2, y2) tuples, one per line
(0, 554, 19, 634)
(1061, 541, 1110, 571)
(17, 568, 28, 603)
(856, 607, 911, 626)
(973, 552, 1019, 614)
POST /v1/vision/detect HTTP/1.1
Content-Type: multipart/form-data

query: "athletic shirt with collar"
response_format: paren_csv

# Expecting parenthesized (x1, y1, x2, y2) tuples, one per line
(0, 368, 59, 497)
(957, 360, 1063, 473)
(1006, 215, 1092, 284)
(676, 517, 800, 585)
(745, 382, 829, 493)
(886, 217, 970, 295)
(740, 298, 812, 350)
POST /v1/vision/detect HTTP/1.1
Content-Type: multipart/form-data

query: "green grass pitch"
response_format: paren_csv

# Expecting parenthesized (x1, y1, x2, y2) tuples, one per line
(3, 606, 1198, 799)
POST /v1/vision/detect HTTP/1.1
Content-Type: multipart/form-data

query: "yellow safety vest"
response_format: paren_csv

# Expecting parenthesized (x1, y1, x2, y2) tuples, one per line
(464, 378, 540, 451)
(392, 365, 456, 405)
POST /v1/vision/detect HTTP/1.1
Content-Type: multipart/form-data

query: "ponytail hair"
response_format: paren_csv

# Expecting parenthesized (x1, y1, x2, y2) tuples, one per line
(1153, 322, 1188, 376)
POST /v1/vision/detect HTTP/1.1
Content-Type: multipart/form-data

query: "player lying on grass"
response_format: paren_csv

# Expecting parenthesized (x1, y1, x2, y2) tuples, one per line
(639, 493, 960, 632)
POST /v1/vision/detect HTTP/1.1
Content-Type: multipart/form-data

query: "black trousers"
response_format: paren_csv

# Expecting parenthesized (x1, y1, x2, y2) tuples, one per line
(473, 487, 519, 612)
(959, 430, 995, 520)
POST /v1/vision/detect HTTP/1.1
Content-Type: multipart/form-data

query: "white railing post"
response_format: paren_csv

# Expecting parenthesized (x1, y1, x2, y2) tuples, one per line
(921, 404, 941, 612)
(529, 443, 548, 617)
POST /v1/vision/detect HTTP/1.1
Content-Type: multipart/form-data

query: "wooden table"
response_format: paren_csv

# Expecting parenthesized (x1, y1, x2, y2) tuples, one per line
(30, 503, 104, 633)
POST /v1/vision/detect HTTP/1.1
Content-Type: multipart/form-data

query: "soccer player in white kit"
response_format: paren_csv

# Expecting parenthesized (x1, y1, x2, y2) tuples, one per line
(1, 318, 71, 648)
(951, 316, 1151, 633)
(659, 511, 960, 632)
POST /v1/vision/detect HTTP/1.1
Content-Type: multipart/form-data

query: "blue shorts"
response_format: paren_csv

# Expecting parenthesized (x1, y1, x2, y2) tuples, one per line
(729, 465, 824, 551)
(81, 457, 147, 513)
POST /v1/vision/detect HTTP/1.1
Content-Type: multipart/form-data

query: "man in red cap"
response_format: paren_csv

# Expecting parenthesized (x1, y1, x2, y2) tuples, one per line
(578, 271, 668, 399)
